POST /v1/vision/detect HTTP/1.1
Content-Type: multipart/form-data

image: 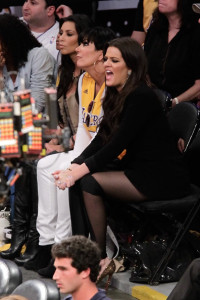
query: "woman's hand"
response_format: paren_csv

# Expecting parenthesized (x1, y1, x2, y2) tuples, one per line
(52, 164, 79, 189)
(56, 5, 73, 19)
(52, 163, 89, 190)
(53, 169, 75, 189)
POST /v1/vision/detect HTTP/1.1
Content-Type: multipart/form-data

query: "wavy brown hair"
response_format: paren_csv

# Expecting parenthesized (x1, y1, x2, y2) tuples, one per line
(99, 37, 148, 143)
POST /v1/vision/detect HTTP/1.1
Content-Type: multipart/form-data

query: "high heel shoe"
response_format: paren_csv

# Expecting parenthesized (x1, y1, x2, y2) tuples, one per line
(96, 259, 116, 291)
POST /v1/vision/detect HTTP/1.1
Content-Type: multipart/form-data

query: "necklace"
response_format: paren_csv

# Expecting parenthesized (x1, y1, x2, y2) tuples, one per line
(72, 72, 80, 83)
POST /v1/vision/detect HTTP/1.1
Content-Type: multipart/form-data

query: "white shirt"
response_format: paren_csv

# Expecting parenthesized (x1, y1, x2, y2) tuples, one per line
(31, 21, 59, 61)
(21, 18, 59, 61)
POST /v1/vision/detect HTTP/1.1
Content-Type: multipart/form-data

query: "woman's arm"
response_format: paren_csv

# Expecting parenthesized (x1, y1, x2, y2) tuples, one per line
(53, 87, 158, 188)
(172, 79, 200, 107)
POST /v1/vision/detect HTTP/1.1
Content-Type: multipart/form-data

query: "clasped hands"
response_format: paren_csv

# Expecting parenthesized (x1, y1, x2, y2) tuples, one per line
(52, 167, 75, 190)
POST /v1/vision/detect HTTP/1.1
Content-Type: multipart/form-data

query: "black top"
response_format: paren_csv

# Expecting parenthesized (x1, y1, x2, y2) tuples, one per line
(144, 23, 200, 98)
(72, 83, 190, 200)
(133, 0, 144, 32)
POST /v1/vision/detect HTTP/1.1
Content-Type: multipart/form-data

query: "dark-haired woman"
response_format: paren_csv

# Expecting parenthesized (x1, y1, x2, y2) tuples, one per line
(144, 0, 200, 107)
(25, 26, 115, 278)
(0, 14, 55, 112)
(0, 14, 91, 268)
(53, 37, 190, 285)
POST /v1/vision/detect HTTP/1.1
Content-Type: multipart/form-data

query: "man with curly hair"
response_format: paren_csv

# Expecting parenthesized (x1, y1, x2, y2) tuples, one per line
(52, 236, 110, 300)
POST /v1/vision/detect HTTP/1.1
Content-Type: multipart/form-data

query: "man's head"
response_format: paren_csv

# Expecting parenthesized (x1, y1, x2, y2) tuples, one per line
(22, 0, 56, 30)
(52, 236, 101, 294)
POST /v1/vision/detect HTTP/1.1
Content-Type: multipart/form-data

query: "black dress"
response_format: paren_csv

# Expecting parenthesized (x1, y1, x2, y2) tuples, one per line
(72, 83, 190, 200)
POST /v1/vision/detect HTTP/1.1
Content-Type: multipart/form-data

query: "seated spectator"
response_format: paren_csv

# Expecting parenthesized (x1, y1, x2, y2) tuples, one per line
(22, 0, 60, 61)
(144, 0, 200, 107)
(0, 14, 55, 112)
(131, 0, 158, 45)
(53, 37, 191, 286)
(24, 26, 115, 278)
(0, 14, 92, 267)
(52, 235, 110, 300)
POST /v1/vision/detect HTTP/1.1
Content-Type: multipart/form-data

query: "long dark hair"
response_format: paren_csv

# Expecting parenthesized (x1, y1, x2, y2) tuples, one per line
(57, 14, 93, 100)
(151, 0, 199, 32)
(0, 14, 41, 70)
(99, 37, 148, 143)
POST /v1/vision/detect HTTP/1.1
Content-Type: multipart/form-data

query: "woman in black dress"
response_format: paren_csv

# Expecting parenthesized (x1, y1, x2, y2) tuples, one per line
(53, 37, 190, 284)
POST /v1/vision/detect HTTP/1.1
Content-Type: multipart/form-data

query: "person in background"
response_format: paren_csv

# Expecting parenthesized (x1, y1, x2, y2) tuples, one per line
(131, 0, 158, 45)
(0, 13, 55, 265)
(22, 0, 60, 61)
(22, 0, 96, 62)
(144, 0, 200, 107)
(53, 37, 190, 287)
(0, 13, 55, 112)
(0, 14, 92, 270)
(52, 236, 111, 300)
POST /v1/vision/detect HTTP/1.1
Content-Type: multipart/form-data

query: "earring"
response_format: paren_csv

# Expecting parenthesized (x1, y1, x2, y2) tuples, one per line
(128, 70, 132, 76)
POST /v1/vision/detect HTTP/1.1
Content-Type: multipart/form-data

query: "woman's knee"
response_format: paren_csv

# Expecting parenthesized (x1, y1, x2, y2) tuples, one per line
(80, 174, 104, 196)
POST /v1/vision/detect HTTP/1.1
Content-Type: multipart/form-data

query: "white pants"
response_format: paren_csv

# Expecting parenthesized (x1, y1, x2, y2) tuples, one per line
(37, 151, 75, 245)
(36, 122, 93, 245)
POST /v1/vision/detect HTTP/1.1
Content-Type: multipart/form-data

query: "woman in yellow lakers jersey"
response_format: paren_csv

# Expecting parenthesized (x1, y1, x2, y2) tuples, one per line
(30, 26, 115, 277)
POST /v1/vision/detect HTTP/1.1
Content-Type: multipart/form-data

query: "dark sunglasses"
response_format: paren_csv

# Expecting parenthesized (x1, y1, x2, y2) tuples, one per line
(86, 100, 95, 127)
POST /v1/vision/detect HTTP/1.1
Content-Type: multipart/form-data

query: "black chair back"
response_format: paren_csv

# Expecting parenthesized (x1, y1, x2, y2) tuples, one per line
(12, 279, 60, 300)
(168, 102, 200, 152)
(0, 258, 22, 296)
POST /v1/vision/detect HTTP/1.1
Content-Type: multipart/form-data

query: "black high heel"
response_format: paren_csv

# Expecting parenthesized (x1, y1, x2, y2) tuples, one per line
(96, 259, 115, 291)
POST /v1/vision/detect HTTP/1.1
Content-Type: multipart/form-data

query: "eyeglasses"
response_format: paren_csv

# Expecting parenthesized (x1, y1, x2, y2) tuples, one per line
(86, 100, 95, 127)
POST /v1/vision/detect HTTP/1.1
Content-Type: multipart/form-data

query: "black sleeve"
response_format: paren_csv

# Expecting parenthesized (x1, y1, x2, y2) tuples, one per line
(133, 0, 144, 32)
(71, 134, 103, 165)
(73, 87, 160, 173)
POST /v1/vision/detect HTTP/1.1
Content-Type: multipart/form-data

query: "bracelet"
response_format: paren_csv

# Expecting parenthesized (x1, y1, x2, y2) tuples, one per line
(67, 168, 72, 171)
(174, 97, 179, 105)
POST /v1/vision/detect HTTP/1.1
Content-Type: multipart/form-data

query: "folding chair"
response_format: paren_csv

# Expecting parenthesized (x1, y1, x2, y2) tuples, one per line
(12, 279, 60, 300)
(0, 258, 22, 295)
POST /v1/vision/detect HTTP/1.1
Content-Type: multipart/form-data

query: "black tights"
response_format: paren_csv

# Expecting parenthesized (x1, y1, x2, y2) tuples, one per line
(80, 171, 146, 258)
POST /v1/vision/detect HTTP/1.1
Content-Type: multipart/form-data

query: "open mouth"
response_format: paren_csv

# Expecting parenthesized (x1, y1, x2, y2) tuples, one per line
(105, 70, 113, 81)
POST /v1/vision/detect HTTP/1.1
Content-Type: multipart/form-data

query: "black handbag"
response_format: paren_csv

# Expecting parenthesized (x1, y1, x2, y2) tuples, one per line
(128, 239, 194, 283)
